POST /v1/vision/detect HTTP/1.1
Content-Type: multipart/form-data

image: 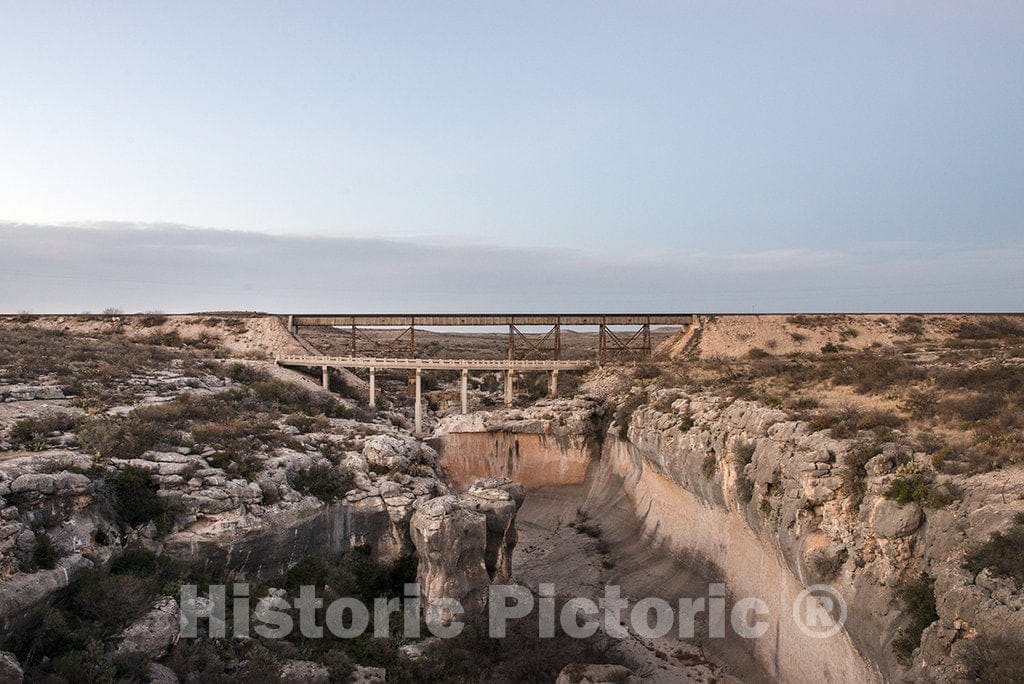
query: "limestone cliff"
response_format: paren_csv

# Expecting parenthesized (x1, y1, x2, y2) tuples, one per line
(608, 387, 1024, 681)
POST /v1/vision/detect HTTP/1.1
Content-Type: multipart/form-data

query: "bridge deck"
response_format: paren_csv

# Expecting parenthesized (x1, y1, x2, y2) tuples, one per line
(276, 355, 592, 371)
(290, 313, 691, 327)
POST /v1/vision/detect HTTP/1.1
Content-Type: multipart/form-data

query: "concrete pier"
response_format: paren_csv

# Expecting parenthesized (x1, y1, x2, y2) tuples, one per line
(321, 365, 329, 389)
(504, 369, 514, 407)
(414, 368, 422, 435)
(460, 368, 468, 414)
(549, 369, 559, 397)
(369, 367, 376, 408)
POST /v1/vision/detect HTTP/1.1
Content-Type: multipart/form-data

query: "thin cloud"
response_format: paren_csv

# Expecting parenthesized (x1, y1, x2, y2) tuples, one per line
(0, 222, 1021, 313)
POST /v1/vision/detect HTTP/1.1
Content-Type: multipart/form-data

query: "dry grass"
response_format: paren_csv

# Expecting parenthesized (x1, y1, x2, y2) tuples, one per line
(665, 329, 1024, 474)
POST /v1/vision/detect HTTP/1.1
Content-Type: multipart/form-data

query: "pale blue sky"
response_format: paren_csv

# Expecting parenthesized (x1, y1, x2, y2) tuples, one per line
(1, 2, 1022, 310)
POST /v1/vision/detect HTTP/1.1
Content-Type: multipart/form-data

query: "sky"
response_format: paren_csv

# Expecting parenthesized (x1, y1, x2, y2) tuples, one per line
(1, 2, 1022, 312)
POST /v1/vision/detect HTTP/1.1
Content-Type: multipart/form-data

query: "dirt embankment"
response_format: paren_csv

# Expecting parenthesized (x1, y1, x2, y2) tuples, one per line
(658, 314, 997, 359)
(2, 313, 309, 358)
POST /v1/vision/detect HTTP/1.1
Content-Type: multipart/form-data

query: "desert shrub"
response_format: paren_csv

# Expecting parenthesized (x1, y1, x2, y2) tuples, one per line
(747, 347, 770, 359)
(288, 464, 354, 502)
(208, 448, 264, 480)
(8, 412, 79, 450)
(896, 316, 925, 337)
(808, 408, 904, 439)
(809, 547, 847, 581)
(902, 390, 938, 419)
(614, 391, 648, 439)
(284, 409, 327, 430)
(13, 562, 172, 678)
(965, 636, 1024, 683)
(843, 440, 878, 506)
(956, 317, 1024, 340)
(109, 466, 181, 534)
(963, 513, 1024, 586)
(137, 312, 168, 327)
(77, 414, 170, 460)
(702, 453, 718, 479)
(249, 377, 355, 418)
(830, 350, 925, 394)
(942, 393, 1005, 422)
(892, 573, 938, 662)
(886, 471, 958, 508)
(821, 342, 840, 353)
(143, 330, 184, 347)
(734, 441, 755, 502)
(28, 532, 59, 571)
(633, 362, 663, 379)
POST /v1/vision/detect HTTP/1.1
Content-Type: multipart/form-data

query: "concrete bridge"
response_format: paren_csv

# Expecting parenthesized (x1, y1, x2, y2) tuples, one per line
(276, 354, 592, 434)
(285, 313, 693, 362)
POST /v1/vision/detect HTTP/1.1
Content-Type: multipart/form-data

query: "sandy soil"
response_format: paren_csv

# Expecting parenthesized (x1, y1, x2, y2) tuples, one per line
(658, 314, 975, 359)
(4, 314, 308, 358)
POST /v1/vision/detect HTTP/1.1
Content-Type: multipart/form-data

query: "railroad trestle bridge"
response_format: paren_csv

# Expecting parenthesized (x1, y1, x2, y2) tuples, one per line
(278, 314, 692, 434)
(285, 313, 692, 362)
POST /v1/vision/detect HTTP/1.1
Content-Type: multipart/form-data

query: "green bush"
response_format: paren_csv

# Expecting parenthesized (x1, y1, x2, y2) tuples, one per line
(289, 464, 354, 502)
(964, 513, 1024, 586)
(896, 316, 925, 337)
(886, 473, 958, 508)
(137, 313, 168, 327)
(32, 532, 59, 570)
(808, 408, 904, 439)
(892, 573, 938, 662)
(9, 412, 79, 450)
(77, 414, 169, 460)
(966, 636, 1024, 683)
(734, 441, 755, 502)
(614, 392, 648, 439)
(284, 413, 331, 433)
(843, 440, 878, 506)
(701, 453, 718, 479)
(109, 466, 181, 534)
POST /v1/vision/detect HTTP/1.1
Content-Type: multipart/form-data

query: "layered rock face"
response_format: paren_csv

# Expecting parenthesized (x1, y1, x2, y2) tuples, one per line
(410, 478, 525, 624)
(605, 388, 1024, 682)
(434, 398, 603, 488)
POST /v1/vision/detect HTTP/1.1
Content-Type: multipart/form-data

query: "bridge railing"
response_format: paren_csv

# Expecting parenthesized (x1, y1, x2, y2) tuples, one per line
(275, 355, 593, 370)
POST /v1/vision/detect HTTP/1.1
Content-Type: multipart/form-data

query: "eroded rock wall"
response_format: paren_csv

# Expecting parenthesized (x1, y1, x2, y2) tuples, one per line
(435, 398, 602, 489)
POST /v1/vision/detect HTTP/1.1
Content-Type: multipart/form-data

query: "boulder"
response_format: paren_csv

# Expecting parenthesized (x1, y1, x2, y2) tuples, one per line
(115, 596, 179, 659)
(346, 665, 387, 683)
(363, 434, 423, 471)
(280, 659, 330, 683)
(148, 663, 179, 684)
(870, 498, 923, 538)
(0, 385, 65, 401)
(10, 473, 56, 495)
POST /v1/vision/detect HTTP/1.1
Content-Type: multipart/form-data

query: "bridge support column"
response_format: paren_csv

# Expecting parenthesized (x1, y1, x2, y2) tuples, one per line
(414, 368, 422, 436)
(321, 365, 329, 390)
(504, 369, 514, 407)
(549, 369, 559, 397)
(369, 367, 376, 408)
(287, 315, 295, 334)
(460, 368, 468, 414)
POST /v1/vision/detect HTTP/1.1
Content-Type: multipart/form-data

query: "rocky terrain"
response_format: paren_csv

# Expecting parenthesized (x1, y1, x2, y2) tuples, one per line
(0, 313, 1021, 682)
